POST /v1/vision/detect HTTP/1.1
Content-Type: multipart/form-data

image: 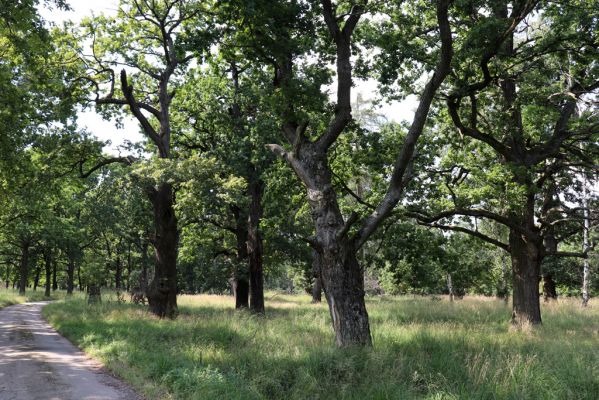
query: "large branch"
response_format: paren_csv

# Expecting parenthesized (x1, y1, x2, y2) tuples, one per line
(265, 144, 317, 189)
(410, 207, 532, 237)
(79, 156, 136, 178)
(447, 98, 516, 161)
(353, 0, 453, 250)
(119, 69, 167, 157)
(316, 1, 366, 150)
(528, 81, 599, 164)
(548, 251, 588, 259)
(181, 216, 237, 234)
(419, 221, 510, 252)
(446, 1, 537, 162)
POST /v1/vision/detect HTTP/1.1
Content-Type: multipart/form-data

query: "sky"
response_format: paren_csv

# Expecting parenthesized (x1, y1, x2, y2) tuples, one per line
(38, 0, 418, 155)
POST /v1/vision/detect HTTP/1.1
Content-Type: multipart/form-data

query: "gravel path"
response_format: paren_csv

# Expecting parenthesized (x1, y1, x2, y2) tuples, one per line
(0, 301, 141, 400)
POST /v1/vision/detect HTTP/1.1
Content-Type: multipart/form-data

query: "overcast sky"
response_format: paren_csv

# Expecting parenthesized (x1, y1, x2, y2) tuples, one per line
(39, 0, 418, 155)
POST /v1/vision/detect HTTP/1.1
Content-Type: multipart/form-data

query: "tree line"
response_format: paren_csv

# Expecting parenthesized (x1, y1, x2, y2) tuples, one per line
(0, 0, 597, 346)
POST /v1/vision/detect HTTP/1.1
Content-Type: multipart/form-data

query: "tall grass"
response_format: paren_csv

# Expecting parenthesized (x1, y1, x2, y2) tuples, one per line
(43, 294, 599, 399)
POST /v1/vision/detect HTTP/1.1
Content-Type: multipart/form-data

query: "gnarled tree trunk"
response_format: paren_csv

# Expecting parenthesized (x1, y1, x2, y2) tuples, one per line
(147, 182, 179, 318)
(305, 148, 371, 346)
(509, 228, 542, 326)
(320, 239, 371, 346)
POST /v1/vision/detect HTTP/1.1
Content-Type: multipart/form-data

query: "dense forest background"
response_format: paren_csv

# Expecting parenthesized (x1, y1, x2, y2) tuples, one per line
(1, 0, 597, 346)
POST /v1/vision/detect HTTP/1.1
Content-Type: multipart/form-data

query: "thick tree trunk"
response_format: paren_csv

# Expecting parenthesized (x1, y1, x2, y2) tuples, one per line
(66, 256, 75, 295)
(248, 177, 265, 314)
(18, 240, 30, 295)
(321, 242, 371, 346)
(304, 152, 371, 346)
(234, 279, 249, 308)
(44, 251, 51, 298)
(509, 229, 542, 326)
(147, 183, 179, 318)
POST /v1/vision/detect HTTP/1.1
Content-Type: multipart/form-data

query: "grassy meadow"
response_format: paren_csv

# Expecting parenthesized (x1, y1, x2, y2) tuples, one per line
(42, 293, 599, 400)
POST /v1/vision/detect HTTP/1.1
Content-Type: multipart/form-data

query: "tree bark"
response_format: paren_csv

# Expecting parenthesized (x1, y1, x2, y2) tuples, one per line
(306, 148, 372, 346)
(321, 242, 371, 346)
(18, 239, 30, 295)
(248, 176, 265, 314)
(147, 182, 179, 318)
(509, 228, 542, 325)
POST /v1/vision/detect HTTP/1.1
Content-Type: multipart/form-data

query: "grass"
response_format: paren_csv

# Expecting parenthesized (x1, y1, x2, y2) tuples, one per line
(42, 293, 599, 400)
(0, 287, 67, 309)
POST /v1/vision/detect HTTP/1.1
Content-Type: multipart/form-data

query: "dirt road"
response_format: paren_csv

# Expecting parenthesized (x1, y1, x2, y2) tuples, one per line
(0, 302, 141, 400)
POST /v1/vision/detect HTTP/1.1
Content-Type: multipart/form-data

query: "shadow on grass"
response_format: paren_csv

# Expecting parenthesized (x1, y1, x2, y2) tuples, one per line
(44, 297, 599, 400)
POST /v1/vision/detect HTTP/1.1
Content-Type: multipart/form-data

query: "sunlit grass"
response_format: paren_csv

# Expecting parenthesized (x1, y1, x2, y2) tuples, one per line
(43, 293, 599, 399)
(0, 287, 70, 308)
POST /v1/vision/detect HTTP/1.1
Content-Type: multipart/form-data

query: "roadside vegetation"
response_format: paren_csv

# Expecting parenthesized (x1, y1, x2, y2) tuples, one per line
(0, 288, 66, 309)
(44, 294, 599, 400)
